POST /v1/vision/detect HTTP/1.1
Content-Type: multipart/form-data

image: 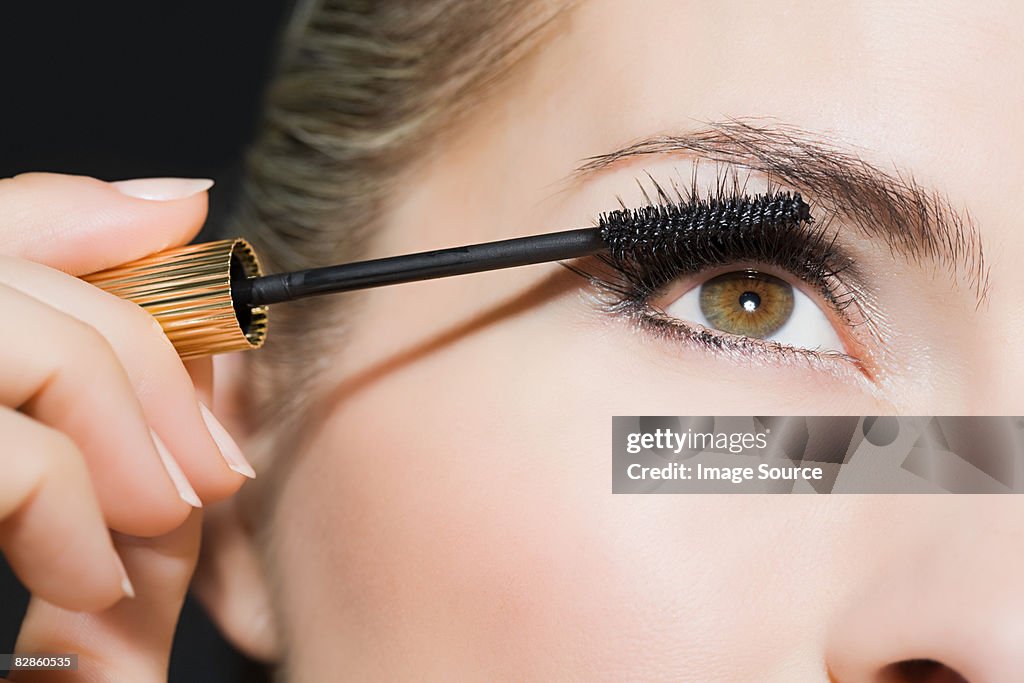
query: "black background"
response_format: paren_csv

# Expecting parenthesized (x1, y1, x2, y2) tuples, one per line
(0, 3, 292, 680)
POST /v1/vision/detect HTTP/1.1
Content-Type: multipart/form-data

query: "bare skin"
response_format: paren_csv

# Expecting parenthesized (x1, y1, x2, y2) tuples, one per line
(201, 1, 1024, 680)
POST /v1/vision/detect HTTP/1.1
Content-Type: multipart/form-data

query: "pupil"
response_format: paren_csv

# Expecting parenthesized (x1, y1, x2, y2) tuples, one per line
(738, 291, 761, 313)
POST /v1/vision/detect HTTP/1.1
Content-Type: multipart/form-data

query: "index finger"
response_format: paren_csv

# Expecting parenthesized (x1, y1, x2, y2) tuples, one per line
(0, 173, 212, 275)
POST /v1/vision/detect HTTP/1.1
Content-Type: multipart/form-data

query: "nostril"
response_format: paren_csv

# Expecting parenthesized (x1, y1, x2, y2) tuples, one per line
(876, 659, 969, 683)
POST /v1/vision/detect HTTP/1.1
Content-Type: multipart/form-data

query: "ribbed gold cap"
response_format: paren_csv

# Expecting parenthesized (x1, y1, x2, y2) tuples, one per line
(82, 239, 268, 359)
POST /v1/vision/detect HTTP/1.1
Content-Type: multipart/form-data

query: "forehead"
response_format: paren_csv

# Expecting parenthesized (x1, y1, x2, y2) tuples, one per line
(520, 0, 1021, 210)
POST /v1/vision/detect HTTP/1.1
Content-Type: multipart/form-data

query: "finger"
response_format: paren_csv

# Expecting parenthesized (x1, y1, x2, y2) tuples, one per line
(185, 357, 255, 487)
(9, 510, 202, 683)
(0, 256, 255, 499)
(0, 172, 211, 275)
(184, 358, 213, 407)
(0, 408, 133, 613)
(0, 282, 194, 536)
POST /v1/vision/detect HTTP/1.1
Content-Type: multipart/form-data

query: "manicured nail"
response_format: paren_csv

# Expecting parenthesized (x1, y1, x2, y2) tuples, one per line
(151, 429, 202, 508)
(199, 403, 256, 479)
(112, 177, 214, 201)
(113, 552, 135, 599)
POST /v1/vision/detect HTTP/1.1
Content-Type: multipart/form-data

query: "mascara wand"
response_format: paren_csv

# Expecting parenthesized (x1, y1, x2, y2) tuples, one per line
(80, 192, 810, 359)
(234, 228, 606, 307)
(81, 229, 607, 359)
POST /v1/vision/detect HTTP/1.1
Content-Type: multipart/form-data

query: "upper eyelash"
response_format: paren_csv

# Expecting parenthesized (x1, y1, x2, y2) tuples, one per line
(596, 210, 856, 316)
(566, 174, 873, 360)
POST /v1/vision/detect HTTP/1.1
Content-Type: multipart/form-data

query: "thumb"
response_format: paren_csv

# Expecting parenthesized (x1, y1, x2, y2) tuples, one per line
(0, 173, 213, 276)
(7, 510, 202, 683)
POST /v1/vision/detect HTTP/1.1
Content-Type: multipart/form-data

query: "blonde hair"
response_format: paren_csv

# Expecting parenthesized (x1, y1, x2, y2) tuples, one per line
(232, 0, 563, 447)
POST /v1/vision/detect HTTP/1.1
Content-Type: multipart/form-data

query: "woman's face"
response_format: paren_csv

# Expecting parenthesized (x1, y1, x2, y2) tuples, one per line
(243, 0, 1024, 678)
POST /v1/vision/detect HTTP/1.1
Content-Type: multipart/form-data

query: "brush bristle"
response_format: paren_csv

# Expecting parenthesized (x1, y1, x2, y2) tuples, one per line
(598, 191, 812, 262)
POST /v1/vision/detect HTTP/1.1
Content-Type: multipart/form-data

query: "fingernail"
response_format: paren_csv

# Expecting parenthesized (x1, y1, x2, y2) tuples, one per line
(151, 429, 203, 508)
(199, 403, 256, 479)
(112, 177, 214, 201)
(113, 552, 135, 599)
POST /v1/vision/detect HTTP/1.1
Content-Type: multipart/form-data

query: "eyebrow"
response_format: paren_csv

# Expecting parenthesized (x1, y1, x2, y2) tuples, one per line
(574, 119, 989, 303)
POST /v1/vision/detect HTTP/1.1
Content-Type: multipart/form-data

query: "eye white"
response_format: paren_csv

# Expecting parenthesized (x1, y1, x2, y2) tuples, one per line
(662, 276, 844, 353)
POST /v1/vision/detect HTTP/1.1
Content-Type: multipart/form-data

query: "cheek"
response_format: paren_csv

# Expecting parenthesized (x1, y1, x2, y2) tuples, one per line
(271, 298, 882, 675)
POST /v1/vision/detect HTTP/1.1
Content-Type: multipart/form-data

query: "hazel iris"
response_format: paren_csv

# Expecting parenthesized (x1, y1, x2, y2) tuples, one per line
(699, 270, 794, 338)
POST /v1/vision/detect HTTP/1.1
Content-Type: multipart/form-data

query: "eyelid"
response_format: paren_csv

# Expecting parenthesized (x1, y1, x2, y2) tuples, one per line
(593, 198, 860, 306)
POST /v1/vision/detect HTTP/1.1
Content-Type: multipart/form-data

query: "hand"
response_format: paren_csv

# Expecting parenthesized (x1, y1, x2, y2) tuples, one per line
(0, 173, 255, 682)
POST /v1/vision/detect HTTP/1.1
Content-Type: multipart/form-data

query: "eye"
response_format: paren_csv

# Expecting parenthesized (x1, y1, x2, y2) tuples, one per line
(655, 269, 845, 352)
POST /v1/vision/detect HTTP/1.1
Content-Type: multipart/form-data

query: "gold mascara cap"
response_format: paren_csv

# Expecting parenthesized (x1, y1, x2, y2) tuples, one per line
(82, 239, 268, 359)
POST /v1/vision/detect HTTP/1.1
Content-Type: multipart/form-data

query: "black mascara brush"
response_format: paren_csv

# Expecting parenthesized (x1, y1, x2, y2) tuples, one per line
(81, 191, 811, 359)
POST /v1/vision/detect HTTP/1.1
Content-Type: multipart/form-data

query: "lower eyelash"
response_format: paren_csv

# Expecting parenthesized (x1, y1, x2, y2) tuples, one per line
(627, 298, 861, 367)
(572, 271, 862, 369)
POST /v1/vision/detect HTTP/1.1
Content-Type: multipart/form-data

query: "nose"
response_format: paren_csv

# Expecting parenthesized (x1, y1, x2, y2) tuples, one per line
(825, 500, 1024, 683)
